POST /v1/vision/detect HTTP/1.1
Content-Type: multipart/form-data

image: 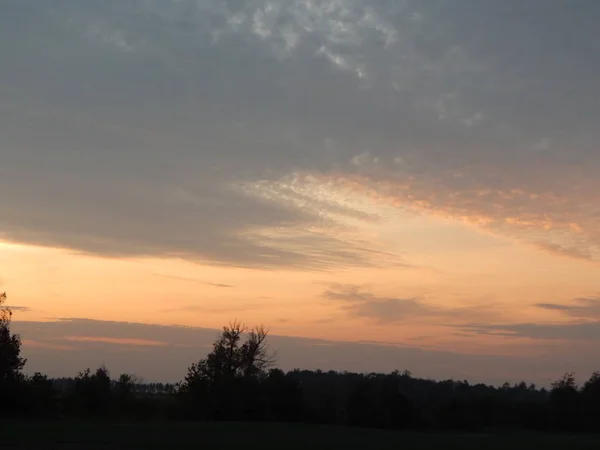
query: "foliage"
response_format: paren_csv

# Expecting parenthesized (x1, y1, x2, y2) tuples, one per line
(64, 366, 113, 418)
(21, 372, 59, 417)
(0, 292, 26, 382)
(0, 292, 28, 417)
(180, 320, 276, 388)
(177, 321, 276, 419)
(6, 313, 600, 432)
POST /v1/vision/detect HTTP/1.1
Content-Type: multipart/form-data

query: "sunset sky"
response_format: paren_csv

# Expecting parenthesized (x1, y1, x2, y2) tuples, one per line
(2, 0, 600, 386)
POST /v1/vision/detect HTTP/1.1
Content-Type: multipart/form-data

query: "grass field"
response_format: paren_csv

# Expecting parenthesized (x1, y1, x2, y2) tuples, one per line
(2, 422, 600, 449)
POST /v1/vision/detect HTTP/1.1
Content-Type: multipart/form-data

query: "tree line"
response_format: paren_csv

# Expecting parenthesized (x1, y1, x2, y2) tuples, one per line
(2, 291, 600, 431)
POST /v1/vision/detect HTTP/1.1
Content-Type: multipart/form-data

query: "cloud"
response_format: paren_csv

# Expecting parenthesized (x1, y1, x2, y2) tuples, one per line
(457, 297, 600, 342)
(459, 321, 600, 343)
(534, 241, 595, 262)
(63, 336, 168, 347)
(2, 0, 600, 268)
(84, 21, 140, 53)
(21, 339, 74, 352)
(0, 1, 403, 270)
(324, 284, 433, 323)
(295, 168, 600, 263)
(5, 305, 31, 312)
(323, 284, 500, 324)
(536, 297, 600, 319)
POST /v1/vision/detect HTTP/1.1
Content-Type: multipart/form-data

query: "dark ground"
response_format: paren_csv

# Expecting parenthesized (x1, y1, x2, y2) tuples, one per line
(2, 422, 600, 449)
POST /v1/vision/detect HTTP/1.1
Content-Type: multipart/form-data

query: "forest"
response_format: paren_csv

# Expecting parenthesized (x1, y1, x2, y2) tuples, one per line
(1, 292, 598, 432)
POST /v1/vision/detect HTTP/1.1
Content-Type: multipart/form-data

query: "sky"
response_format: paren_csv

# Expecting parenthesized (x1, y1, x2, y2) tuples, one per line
(1, 0, 600, 386)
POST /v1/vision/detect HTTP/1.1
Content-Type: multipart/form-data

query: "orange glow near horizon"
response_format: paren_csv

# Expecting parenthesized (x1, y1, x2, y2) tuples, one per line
(3, 177, 600, 361)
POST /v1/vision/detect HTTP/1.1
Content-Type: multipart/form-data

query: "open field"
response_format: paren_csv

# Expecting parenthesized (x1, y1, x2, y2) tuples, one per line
(2, 422, 600, 450)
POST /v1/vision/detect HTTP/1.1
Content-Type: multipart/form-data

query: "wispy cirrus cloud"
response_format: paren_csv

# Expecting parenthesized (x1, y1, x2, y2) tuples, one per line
(279, 168, 600, 263)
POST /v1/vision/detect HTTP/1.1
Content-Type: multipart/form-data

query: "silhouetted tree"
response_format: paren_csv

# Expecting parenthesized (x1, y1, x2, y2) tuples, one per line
(0, 292, 27, 416)
(379, 373, 417, 429)
(22, 372, 58, 417)
(67, 366, 113, 418)
(114, 373, 136, 414)
(581, 371, 600, 428)
(0, 292, 26, 382)
(347, 379, 375, 427)
(12, 314, 600, 432)
(263, 368, 305, 421)
(178, 321, 276, 419)
(550, 372, 580, 430)
(116, 373, 136, 397)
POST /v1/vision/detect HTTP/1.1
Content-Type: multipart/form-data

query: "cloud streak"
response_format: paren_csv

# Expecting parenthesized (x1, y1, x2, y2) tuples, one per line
(323, 284, 501, 325)
(536, 298, 600, 320)
(324, 284, 433, 323)
(63, 336, 168, 347)
(5, 305, 31, 312)
(459, 322, 600, 343)
(12, 317, 597, 386)
(458, 298, 600, 342)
